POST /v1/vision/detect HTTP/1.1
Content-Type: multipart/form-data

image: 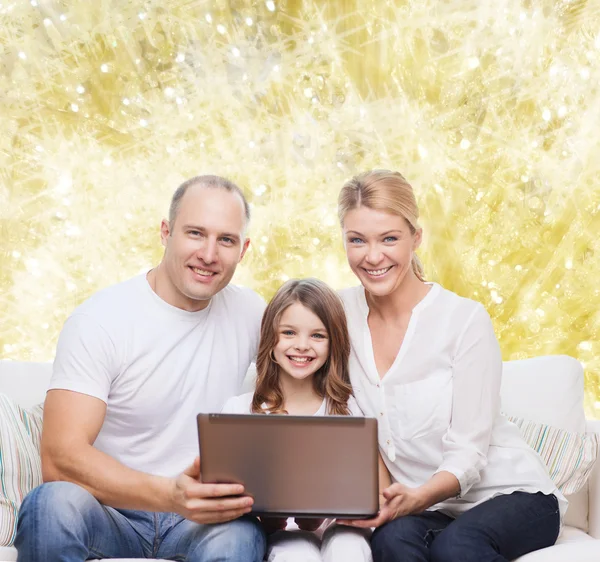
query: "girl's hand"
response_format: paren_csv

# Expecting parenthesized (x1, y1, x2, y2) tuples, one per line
(339, 482, 425, 529)
(295, 517, 324, 531)
(260, 516, 288, 534)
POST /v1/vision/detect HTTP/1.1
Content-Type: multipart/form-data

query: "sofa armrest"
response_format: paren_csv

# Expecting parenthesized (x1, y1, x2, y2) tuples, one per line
(587, 419, 600, 539)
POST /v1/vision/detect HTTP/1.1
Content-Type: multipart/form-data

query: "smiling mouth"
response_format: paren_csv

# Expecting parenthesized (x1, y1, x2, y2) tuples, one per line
(363, 266, 393, 277)
(287, 356, 314, 364)
(190, 266, 217, 277)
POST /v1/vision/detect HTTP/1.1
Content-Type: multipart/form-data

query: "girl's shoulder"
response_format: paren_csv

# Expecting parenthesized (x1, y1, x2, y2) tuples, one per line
(221, 392, 255, 414)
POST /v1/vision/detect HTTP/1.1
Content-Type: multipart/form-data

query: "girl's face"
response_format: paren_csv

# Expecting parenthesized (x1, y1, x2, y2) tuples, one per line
(342, 205, 421, 297)
(273, 302, 330, 381)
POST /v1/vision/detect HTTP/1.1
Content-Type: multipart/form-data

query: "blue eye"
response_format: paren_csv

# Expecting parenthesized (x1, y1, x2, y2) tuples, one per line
(383, 236, 398, 242)
(282, 330, 295, 336)
(312, 333, 327, 339)
(348, 237, 363, 244)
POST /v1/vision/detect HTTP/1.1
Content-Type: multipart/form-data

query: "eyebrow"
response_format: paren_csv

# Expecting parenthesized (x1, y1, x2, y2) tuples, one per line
(182, 225, 241, 242)
(279, 324, 327, 332)
(345, 229, 404, 236)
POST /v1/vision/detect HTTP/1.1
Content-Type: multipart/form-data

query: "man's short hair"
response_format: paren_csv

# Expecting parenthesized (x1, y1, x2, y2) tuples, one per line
(168, 175, 251, 227)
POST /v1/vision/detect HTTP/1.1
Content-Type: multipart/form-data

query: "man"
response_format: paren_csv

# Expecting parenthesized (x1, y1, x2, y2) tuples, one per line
(16, 175, 267, 562)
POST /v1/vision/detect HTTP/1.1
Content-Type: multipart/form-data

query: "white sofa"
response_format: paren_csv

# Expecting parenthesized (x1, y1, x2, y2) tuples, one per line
(0, 355, 599, 561)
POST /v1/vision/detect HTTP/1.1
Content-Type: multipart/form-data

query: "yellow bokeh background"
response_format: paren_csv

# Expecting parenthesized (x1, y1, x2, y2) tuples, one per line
(1, 0, 599, 417)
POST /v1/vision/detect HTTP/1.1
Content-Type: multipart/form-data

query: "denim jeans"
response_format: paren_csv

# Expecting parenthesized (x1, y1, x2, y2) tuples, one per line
(15, 482, 266, 562)
(371, 491, 560, 562)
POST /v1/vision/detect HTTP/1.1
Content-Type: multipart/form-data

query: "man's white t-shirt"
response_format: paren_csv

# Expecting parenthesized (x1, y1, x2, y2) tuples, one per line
(49, 274, 265, 477)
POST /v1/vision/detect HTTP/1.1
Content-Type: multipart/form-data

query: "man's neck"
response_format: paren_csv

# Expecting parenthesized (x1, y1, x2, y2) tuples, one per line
(147, 265, 211, 312)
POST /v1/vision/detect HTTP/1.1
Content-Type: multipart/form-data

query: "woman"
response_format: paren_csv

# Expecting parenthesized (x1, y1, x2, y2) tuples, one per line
(336, 169, 565, 562)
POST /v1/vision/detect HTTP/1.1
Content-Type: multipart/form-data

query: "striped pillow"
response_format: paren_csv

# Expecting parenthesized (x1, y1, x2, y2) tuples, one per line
(0, 394, 43, 546)
(508, 415, 599, 495)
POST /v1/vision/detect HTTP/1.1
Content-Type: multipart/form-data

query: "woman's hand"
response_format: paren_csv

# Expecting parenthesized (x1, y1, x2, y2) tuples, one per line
(295, 517, 324, 531)
(339, 482, 426, 529)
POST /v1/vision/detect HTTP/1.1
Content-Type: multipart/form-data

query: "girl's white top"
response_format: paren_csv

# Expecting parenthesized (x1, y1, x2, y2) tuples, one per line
(222, 393, 363, 417)
(338, 283, 566, 518)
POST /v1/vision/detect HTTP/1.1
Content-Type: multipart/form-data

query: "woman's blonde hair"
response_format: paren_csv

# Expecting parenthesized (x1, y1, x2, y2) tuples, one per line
(252, 278, 353, 416)
(338, 169, 425, 281)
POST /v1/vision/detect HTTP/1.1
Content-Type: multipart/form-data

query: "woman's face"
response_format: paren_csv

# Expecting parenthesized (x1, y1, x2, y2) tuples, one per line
(342, 206, 422, 297)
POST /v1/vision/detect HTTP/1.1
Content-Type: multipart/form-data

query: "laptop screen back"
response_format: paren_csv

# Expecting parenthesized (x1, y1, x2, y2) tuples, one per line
(197, 413, 379, 518)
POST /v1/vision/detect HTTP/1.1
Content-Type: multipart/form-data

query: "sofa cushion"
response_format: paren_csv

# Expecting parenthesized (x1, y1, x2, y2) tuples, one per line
(564, 483, 590, 533)
(501, 356, 593, 532)
(508, 416, 599, 495)
(501, 356, 586, 433)
(513, 525, 599, 561)
(0, 545, 16, 562)
(0, 361, 52, 410)
(0, 395, 43, 546)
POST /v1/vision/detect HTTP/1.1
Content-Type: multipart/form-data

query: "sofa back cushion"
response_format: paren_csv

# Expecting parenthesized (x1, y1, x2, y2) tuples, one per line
(501, 355, 589, 531)
(0, 362, 52, 409)
(501, 356, 586, 433)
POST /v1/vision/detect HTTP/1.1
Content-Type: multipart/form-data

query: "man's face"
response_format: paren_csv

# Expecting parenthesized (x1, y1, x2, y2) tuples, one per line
(160, 185, 250, 311)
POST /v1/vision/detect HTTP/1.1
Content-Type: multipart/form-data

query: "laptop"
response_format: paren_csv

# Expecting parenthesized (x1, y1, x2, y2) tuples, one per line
(197, 413, 379, 519)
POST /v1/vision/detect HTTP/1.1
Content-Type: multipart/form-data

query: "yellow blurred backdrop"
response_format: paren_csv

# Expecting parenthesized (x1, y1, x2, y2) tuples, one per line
(1, 0, 599, 417)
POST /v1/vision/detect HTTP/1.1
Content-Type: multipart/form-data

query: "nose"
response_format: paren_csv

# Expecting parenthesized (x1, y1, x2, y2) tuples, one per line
(365, 244, 383, 265)
(197, 237, 218, 265)
(294, 335, 310, 351)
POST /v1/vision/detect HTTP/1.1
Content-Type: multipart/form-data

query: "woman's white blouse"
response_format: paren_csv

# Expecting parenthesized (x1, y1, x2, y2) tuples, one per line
(339, 283, 567, 518)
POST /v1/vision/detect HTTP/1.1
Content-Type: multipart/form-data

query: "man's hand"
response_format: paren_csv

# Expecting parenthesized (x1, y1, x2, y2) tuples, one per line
(170, 457, 254, 524)
(295, 518, 324, 531)
(338, 482, 425, 529)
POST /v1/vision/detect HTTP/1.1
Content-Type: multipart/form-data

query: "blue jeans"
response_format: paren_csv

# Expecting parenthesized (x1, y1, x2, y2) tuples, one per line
(15, 482, 266, 562)
(371, 492, 560, 562)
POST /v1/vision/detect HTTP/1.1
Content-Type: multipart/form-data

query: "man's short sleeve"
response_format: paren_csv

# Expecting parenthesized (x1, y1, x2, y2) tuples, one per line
(49, 313, 118, 403)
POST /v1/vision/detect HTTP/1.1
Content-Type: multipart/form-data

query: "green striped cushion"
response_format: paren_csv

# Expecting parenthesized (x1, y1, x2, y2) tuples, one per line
(0, 394, 43, 546)
(508, 415, 599, 495)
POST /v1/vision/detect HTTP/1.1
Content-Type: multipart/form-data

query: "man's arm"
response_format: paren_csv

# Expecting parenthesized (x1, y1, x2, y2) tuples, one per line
(42, 389, 253, 522)
(42, 389, 171, 510)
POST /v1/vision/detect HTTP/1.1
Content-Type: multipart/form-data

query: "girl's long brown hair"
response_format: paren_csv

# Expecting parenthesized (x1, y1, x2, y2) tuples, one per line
(252, 278, 353, 416)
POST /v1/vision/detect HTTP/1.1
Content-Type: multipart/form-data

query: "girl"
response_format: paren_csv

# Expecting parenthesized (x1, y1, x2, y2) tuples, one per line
(223, 278, 386, 562)
(336, 169, 564, 562)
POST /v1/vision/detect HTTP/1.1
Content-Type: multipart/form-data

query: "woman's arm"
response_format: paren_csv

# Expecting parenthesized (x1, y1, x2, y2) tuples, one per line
(378, 453, 392, 505)
(433, 303, 502, 497)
